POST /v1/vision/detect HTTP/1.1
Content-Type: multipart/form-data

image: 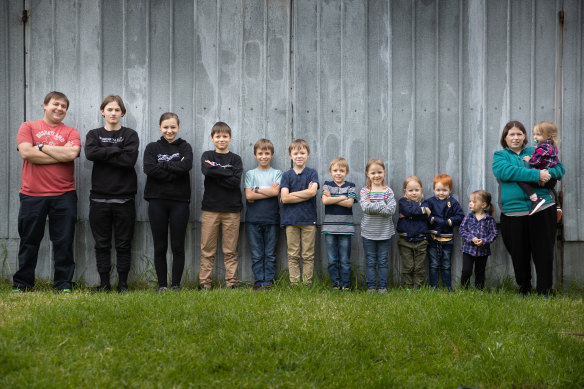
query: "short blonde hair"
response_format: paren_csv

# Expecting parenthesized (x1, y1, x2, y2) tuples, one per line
(329, 157, 349, 173)
(533, 121, 560, 147)
(402, 176, 423, 197)
(288, 139, 310, 154)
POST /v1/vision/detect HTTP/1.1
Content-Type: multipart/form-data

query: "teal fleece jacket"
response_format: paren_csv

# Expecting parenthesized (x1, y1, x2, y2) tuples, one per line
(492, 146, 565, 214)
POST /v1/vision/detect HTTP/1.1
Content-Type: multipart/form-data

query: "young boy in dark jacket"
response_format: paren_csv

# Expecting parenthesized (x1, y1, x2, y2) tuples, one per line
(426, 174, 465, 290)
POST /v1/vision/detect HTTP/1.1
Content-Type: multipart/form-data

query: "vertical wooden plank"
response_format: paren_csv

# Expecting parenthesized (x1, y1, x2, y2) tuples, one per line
(238, 0, 266, 283)
(365, 0, 391, 280)
(1, 0, 26, 279)
(485, 0, 509, 219)
(415, 0, 439, 187)
(532, 0, 558, 123)
(461, 0, 486, 197)
(27, 0, 55, 116)
(562, 0, 583, 242)
(509, 0, 533, 124)
(124, 0, 150, 223)
(341, 0, 368, 277)
(74, 0, 103, 285)
(292, 0, 319, 154)
(171, 0, 196, 282)
(317, 0, 342, 275)
(265, 1, 292, 274)
(265, 0, 290, 174)
(211, 0, 244, 283)
(391, 0, 414, 184)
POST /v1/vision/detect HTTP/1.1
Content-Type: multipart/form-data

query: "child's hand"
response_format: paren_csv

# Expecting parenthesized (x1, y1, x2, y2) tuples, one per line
(204, 159, 213, 165)
(323, 189, 331, 197)
(399, 213, 404, 218)
(424, 207, 431, 217)
(309, 181, 318, 190)
(272, 182, 280, 189)
(522, 156, 531, 162)
(472, 237, 483, 246)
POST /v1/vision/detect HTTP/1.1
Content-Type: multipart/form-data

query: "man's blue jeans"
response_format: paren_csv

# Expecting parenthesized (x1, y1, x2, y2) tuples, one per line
(246, 223, 279, 286)
(325, 234, 352, 288)
(427, 239, 453, 289)
(362, 237, 391, 289)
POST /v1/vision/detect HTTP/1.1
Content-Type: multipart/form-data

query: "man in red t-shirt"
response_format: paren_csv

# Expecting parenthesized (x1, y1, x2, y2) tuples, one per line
(12, 91, 81, 293)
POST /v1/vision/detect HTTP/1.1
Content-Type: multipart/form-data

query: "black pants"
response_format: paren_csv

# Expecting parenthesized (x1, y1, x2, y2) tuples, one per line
(13, 191, 77, 290)
(517, 178, 558, 203)
(461, 253, 488, 289)
(89, 199, 135, 274)
(148, 199, 189, 287)
(500, 206, 556, 295)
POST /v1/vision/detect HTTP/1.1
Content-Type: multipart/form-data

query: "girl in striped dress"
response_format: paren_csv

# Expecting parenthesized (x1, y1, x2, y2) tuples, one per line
(359, 159, 396, 293)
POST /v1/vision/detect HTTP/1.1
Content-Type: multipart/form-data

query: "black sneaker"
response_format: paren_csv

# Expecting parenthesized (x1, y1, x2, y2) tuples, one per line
(528, 197, 546, 215)
(197, 285, 211, 291)
(170, 285, 181, 292)
(158, 287, 168, 293)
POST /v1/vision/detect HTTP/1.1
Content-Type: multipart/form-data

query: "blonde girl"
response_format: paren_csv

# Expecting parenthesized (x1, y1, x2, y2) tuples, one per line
(396, 176, 430, 290)
(359, 159, 396, 293)
(518, 121, 562, 220)
(459, 190, 498, 289)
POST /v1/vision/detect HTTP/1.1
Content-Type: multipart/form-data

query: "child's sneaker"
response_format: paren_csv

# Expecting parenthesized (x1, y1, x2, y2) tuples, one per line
(556, 207, 563, 223)
(528, 197, 546, 215)
(378, 288, 388, 294)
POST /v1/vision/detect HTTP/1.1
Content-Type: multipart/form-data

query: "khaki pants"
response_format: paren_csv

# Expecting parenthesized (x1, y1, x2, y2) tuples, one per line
(200, 211, 240, 287)
(285, 225, 317, 284)
(398, 238, 428, 289)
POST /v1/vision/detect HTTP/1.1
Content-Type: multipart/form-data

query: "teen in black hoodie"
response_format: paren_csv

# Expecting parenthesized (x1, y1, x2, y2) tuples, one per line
(143, 112, 193, 291)
(85, 95, 139, 292)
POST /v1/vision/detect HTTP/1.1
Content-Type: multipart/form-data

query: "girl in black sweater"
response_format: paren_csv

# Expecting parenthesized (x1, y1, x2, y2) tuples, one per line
(143, 112, 193, 291)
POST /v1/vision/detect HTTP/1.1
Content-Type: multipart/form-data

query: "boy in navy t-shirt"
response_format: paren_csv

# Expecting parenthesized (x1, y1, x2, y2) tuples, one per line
(244, 139, 282, 290)
(280, 139, 319, 285)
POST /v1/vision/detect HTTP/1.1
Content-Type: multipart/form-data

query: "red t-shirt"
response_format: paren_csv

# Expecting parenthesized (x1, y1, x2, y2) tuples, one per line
(16, 120, 81, 196)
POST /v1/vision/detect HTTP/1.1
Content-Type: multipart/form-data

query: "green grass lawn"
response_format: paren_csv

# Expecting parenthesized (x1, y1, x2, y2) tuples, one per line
(1, 283, 583, 388)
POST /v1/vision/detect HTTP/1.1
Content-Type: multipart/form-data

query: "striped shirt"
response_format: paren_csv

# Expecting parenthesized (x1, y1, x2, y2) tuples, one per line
(322, 181, 356, 235)
(359, 186, 396, 240)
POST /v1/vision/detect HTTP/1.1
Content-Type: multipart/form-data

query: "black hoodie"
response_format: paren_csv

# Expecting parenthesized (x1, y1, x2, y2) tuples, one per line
(85, 126, 140, 199)
(143, 137, 193, 202)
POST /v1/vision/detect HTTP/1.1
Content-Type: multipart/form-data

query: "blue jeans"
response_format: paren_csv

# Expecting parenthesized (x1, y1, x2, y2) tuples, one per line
(427, 240, 453, 289)
(14, 191, 77, 290)
(325, 234, 352, 288)
(246, 223, 279, 286)
(362, 237, 391, 289)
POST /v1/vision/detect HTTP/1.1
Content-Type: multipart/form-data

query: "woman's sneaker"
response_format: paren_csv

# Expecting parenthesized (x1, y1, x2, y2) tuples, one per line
(528, 197, 546, 215)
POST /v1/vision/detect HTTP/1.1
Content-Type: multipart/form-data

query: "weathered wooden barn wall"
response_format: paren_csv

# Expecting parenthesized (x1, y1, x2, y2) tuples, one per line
(0, 0, 582, 287)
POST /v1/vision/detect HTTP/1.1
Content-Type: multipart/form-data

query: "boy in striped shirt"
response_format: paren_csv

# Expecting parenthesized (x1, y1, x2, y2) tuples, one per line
(321, 158, 356, 290)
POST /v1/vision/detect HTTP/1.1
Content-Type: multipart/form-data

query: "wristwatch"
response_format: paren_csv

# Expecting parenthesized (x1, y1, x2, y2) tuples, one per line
(254, 187, 259, 193)
(37, 144, 44, 152)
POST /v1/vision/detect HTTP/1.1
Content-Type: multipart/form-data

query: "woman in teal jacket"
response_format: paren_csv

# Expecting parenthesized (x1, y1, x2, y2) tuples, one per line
(492, 121, 565, 295)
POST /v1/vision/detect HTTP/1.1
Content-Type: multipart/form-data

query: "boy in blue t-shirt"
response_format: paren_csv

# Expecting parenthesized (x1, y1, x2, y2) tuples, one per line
(280, 139, 319, 285)
(244, 139, 282, 290)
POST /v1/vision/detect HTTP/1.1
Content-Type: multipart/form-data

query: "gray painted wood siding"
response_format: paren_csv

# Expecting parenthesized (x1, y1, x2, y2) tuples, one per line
(0, 0, 582, 286)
